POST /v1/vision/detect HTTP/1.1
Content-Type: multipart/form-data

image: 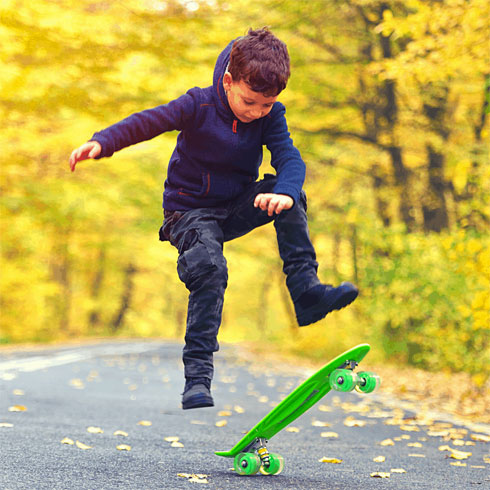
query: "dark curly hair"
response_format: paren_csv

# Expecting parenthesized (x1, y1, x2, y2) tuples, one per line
(228, 27, 290, 97)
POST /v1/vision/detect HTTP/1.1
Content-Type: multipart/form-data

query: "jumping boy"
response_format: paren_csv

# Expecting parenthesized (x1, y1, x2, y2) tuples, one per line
(69, 28, 358, 410)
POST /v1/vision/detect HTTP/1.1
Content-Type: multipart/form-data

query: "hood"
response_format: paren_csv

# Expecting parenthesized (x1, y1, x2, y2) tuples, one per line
(212, 39, 236, 121)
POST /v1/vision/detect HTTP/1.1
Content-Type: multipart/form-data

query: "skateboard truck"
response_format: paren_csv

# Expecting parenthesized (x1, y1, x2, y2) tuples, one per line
(242, 438, 271, 468)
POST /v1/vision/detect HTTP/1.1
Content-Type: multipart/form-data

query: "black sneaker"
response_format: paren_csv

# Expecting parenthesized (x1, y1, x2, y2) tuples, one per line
(182, 378, 214, 410)
(294, 282, 359, 326)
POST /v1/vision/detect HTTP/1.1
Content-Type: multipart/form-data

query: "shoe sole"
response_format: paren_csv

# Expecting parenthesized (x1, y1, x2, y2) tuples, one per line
(297, 283, 359, 326)
(182, 393, 214, 410)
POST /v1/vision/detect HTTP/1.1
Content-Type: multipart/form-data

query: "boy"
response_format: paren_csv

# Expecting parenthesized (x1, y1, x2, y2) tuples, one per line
(69, 28, 358, 410)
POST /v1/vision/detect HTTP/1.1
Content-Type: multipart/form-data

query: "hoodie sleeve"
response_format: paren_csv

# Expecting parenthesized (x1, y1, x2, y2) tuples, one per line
(263, 103, 306, 204)
(90, 89, 199, 159)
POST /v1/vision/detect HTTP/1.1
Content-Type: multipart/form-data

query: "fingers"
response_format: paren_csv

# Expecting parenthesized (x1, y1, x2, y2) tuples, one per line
(254, 193, 293, 216)
(68, 141, 101, 172)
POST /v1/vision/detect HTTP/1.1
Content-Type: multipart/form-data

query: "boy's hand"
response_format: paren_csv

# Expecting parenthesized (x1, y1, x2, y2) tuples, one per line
(69, 141, 102, 172)
(254, 193, 294, 216)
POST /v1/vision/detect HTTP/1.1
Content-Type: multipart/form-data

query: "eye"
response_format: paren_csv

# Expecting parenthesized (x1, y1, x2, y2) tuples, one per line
(243, 100, 254, 106)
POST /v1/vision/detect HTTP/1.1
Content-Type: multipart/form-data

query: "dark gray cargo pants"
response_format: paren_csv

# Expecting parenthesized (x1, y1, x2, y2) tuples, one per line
(160, 175, 320, 381)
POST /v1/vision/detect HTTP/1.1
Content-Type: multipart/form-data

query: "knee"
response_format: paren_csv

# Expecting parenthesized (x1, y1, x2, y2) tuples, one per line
(177, 242, 228, 290)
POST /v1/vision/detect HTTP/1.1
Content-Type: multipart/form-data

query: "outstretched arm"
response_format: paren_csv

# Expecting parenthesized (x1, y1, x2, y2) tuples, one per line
(69, 141, 102, 172)
(254, 193, 294, 216)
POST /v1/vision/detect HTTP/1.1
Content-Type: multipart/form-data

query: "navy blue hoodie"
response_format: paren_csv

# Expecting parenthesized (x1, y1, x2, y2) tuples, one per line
(91, 40, 306, 211)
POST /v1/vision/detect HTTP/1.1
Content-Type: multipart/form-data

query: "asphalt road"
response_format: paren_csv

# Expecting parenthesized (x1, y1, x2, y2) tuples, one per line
(0, 341, 489, 490)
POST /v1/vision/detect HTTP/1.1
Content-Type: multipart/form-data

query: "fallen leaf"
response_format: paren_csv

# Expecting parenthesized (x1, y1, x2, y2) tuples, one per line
(137, 420, 152, 426)
(470, 465, 486, 469)
(165, 436, 180, 442)
(234, 405, 245, 414)
(344, 416, 366, 427)
(452, 439, 465, 446)
(409, 453, 426, 458)
(390, 468, 407, 473)
(217, 410, 232, 417)
(0, 422, 14, 428)
(13, 389, 25, 396)
(449, 449, 472, 460)
(61, 437, 74, 445)
(113, 430, 129, 437)
(450, 461, 467, 467)
(484, 455, 490, 464)
(75, 440, 92, 450)
(215, 420, 227, 427)
(319, 457, 342, 464)
(320, 432, 339, 439)
(407, 442, 423, 448)
(371, 472, 390, 478)
(312, 420, 331, 427)
(116, 444, 131, 451)
(379, 438, 395, 446)
(439, 445, 452, 451)
(190, 420, 207, 425)
(400, 425, 420, 432)
(286, 427, 300, 433)
(373, 456, 386, 463)
(471, 434, 490, 443)
(171, 441, 184, 448)
(178, 473, 209, 484)
(318, 404, 332, 412)
(87, 426, 104, 434)
(258, 396, 269, 403)
(69, 379, 85, 389)
(8, 405, 27, 412)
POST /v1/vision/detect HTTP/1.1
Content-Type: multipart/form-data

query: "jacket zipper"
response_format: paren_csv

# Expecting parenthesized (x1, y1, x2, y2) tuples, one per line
(232, 119, 237, 134)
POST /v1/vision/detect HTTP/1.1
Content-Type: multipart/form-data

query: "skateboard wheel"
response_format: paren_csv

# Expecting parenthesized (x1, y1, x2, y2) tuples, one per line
(234, 452, 261, 475)
(329, 369, 359, 392)
(259, 453, 284, 475)
(355, 372, 380, 393)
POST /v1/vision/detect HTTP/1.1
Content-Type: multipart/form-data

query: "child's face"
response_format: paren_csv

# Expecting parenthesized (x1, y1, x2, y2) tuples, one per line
(223, 72, 278, 123)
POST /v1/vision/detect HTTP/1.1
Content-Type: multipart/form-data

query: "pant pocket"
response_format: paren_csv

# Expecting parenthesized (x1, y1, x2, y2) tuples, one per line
(177, 240, 217, 288)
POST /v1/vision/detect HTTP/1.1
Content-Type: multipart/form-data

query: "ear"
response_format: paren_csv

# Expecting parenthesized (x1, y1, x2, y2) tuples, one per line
(223, 71, 233, 92)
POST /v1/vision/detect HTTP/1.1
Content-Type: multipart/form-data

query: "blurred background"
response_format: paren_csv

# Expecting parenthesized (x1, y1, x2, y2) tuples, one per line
(1, 1, 488, 391)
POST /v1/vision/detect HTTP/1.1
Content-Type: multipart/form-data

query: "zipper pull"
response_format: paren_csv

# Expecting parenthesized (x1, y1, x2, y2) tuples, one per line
(232, 119, 237, 133)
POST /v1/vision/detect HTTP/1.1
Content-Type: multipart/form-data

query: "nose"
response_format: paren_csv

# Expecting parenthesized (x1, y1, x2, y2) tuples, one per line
(249, 109, 263, 119)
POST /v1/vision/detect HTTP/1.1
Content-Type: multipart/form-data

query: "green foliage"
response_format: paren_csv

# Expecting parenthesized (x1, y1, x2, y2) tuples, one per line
(0, 0, 489, 386)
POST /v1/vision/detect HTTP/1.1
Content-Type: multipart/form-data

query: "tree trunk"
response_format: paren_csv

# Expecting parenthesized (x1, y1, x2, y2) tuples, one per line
(111, 263, 137, 332)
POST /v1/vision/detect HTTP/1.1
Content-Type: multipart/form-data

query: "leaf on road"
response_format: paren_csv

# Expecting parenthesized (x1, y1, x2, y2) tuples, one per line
(344, 416, 366, 427)
(8, 405, 27, 412)
(215, 420, 227, 427)
(69, 379, 85, 389)
(137, 420, 152, 426)
(171, 441, 185, 448)
(61, 437, 74, 445)
(286, 426, 300, 433)
(258, 395, 269, 403)
(87, 426, 104, 434)
(0, 422, 14, 428)
(408, 453, 426, 458)
(116, 444, 131, 451)
(319, 457, 342, 464)
(114, 430, 129, 437)
(312, 420, 331, 427)
(391, 468, 407, 473)
(471, 433, 490, 443)
(483, 455, 490, 463)
(400, 425, 420, 432)
(449, 449, 472, 460)
(13, 389, 25, 396)
(75, 440, 92, 450)
(318, 404, 332, 412)
(234, 405, 245, 414)
(371, 472, 390, 478)
(407, 442, 423, 448)
(450, 461, 467, 467)
(178, 473, 209, 484)
(373, 456, 386, 462)
(217, 410, 232, 417)
(379, 438, 395, 446)
(165, 436, 180, 442)
(190, 420, 207, 425)
(320, 431, 339, 439)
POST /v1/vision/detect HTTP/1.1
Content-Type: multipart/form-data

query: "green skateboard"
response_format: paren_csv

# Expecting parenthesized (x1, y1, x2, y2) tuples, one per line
(215, 343, 380, 475)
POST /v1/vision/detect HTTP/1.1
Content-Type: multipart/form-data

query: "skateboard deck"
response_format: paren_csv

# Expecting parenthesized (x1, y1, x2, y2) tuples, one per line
(215, 343, 378, 475)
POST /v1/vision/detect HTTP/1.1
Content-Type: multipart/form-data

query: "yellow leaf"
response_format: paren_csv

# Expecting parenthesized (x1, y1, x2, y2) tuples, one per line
(69, 379, 85, 389)
(171, 441, 184, 448)
(218, 410, 232, 417)
(371, 472, 390, 478)
(137, 420, 152, 426)
(373, 456, 386, 462)
(234, 405, 245, 414)
(344, 416, 366, 427)
(318, 404, 332, 412)
(400, 425, 420, 432)
(75, 440, 92, 450)
(409, 454, 426, 458)
(450, 461, 467, 467)
(87, 426, 104, 434)
(380, 438, 395, 446)
(312, 420, 331, 427)
(450, 449, 472, 460)
(116, 444, 131, 451)
(113, 430, 129, 437)
(165, 436, 180, 442)
(391, 468, 407, 473)
(471, 434, 490, 443)
(408, 442, 423, 448)
(8, 405, 27, 412)
(215, 420, 227, 427)
(12, 389, 25, 396)
(319, 457, 342, 464)
(286, 427, 300, 433)
(61, 437, 74, 445)
(320, 432, 339, 438)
